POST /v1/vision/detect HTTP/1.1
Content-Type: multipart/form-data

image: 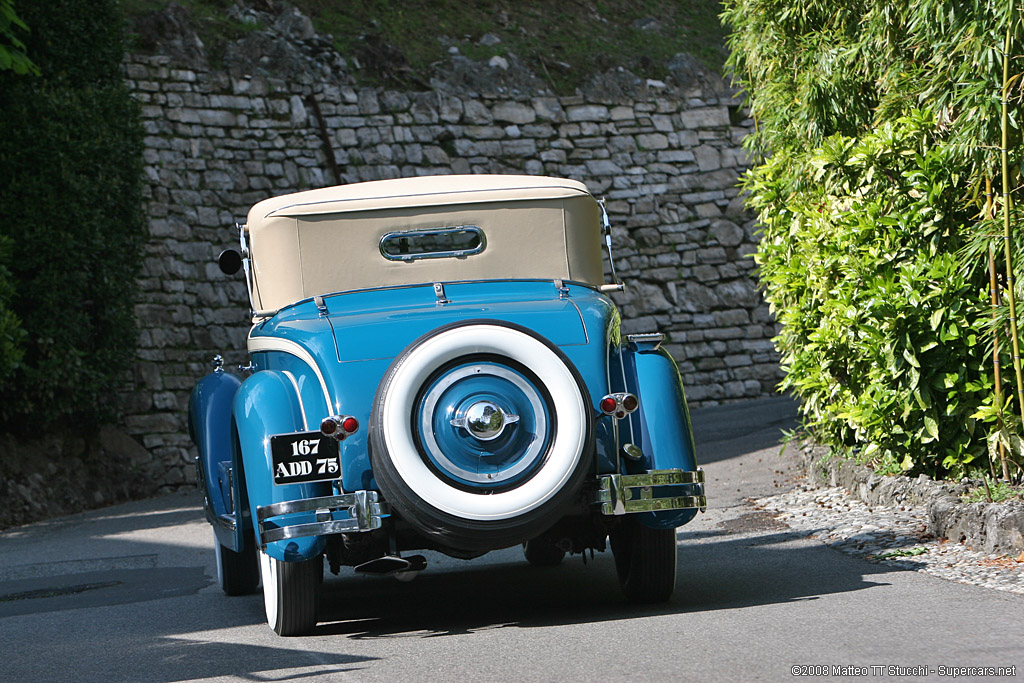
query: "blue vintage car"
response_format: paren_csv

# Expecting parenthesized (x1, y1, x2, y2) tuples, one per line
(189, 175, 706, 635)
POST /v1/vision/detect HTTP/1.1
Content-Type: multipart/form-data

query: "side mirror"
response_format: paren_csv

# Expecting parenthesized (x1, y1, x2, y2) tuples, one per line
(218, 249, 243, 275)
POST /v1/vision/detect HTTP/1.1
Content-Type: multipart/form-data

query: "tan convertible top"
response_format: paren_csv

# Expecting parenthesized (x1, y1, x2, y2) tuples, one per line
(244, 175, 604, 314)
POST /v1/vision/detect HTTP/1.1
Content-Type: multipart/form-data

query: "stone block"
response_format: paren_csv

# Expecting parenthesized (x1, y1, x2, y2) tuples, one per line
(610, 105, 635, 121)
(566, 105, 610, 122)
(679, 107, 730, 129)
(585, 159, 622, 176)
(493, 101, 536, 124)
(532, 97, 564, 121)
(695, 145, 722, 172)
(464, 100, 493, 124)
(502, 139, 537, 157)
(358, 89, 380, 115)
(710, 219, 745, 247)
(636, 133, 669, 150)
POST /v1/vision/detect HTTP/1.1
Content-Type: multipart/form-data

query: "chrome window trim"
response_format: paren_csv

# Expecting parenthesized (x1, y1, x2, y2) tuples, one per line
(379, 226, 486, 262)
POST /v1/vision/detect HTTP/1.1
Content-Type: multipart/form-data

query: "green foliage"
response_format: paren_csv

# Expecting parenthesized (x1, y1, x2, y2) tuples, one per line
(876, 547, 927, 559)
(722, 0, 1024, 479)
(0, 0, 38, 75)
(961, 477, 1024, 503)
(0, 0, 145, 431)
(749, 116, 993, 477)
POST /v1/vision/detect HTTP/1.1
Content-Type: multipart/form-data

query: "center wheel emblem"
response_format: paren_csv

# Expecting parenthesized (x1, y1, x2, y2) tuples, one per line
(451, 400, 520, 441)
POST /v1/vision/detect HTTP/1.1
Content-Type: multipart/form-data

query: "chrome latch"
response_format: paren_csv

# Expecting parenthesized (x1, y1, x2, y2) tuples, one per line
(626, 332, 665, 352)
(314, 295, 328, 317)
(554, 278, 570, 299)
(433, 282, 450, 305)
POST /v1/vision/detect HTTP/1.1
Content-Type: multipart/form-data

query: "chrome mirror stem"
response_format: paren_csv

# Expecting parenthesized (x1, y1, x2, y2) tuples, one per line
(598, 199, 621, 287)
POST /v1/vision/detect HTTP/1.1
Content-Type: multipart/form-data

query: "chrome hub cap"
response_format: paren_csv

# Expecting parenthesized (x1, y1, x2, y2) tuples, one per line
(451, 400, 520, 441)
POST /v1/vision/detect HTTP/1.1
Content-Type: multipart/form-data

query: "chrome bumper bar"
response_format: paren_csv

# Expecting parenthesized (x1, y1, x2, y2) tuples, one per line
(256, 491, 388, 548)
(593, 469, 706, 516)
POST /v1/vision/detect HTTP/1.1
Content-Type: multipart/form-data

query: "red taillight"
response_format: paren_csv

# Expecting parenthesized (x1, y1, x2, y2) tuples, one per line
(321, 415, 359, 440)
(599, 393, 639, 418)
(320, 417, 338, 435)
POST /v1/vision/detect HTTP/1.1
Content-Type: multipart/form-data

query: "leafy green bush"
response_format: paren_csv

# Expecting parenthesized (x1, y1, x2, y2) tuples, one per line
(722, 0, 1023, 478)
(0, 0, 144, 431)
(749, 115, 992, 476)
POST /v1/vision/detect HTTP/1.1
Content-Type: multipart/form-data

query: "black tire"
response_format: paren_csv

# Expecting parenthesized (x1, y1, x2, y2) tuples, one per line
(370, 320, 594, 553)
(215, 534, 260, 596)
(610, 521, 678, 603)
(259, 551, 322, 636)
(523, 538, 566, 567)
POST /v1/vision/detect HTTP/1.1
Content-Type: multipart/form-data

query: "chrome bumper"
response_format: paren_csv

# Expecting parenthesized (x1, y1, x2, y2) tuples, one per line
(256, 491, 388, 549)
(593, 469, 706, 516)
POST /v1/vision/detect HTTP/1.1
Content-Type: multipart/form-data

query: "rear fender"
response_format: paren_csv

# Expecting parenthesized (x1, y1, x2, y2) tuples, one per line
(233, 370, 332, 561)
(188, 370, 248, 551)
(620, 342, 700, 529)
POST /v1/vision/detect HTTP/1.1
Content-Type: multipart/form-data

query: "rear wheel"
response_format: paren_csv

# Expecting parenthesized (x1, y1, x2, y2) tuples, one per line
(371, 321, 593, 553)
(610, 521, 678, 603)
(259, 550, 322, 636)
(213, 532, 260, 596)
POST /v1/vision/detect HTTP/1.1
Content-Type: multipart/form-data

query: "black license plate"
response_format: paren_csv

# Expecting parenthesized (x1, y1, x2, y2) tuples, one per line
(270, 432, 341, 485)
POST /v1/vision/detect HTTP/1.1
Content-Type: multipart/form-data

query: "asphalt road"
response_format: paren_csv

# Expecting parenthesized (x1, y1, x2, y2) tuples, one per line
(2, 396, 1022, 683)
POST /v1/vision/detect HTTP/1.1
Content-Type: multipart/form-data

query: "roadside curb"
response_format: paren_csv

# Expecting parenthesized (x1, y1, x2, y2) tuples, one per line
(799, 442, 1024, 555)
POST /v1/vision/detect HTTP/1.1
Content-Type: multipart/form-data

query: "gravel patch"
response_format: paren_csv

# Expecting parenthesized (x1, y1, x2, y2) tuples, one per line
(756, 482, 1024, 595)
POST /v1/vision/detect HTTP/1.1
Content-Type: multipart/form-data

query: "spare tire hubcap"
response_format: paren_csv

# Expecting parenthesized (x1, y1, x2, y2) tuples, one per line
(451, 400, 520, 441)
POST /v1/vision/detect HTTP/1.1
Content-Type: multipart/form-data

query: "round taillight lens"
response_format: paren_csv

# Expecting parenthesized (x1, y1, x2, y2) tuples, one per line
(622, 394, 638, 412)
(320, 417, 337, 435)
(600, 396, 617, 414)
(342, 416, 359, 434)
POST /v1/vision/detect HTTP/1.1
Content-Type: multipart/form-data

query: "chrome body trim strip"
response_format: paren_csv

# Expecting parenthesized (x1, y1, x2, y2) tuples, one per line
(593, 469, 707, 516)
(256, 491, 388, 548)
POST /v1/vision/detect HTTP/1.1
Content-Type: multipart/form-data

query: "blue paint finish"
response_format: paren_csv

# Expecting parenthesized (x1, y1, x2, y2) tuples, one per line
(216, 278, 700, 560)
(416, 360, 553, 490)
(188, 370, 244, 551)
(621, 344, 701, 529)
(250, 281, 621, 492)
(232, 369, 330, 561)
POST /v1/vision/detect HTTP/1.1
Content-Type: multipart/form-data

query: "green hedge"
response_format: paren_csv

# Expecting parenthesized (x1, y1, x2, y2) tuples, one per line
(0, 0, 144, 431)
(722, 1, 1022, 478)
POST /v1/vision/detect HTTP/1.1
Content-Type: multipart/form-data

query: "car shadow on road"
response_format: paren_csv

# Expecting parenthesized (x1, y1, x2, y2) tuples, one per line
(311, 527, 894, 639)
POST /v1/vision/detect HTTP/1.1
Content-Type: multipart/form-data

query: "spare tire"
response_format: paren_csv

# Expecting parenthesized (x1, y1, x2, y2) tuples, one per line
(370, 320, 593, 552)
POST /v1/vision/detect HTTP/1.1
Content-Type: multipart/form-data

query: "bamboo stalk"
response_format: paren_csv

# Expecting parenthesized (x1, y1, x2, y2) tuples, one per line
(999, 23, 1024, 472)
(986, 177, 1009, 480)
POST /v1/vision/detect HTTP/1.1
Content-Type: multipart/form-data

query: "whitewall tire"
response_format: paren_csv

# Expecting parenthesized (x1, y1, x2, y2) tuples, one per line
(371, 320, 594, 552)
(259, 549, 322, 636)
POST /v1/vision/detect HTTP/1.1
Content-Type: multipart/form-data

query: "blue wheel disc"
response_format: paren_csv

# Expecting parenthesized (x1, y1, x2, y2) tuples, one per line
(414, 356, 553, 492)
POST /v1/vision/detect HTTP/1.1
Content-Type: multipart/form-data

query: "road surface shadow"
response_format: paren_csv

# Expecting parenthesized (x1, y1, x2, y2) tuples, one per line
(311, 529, 893, 639)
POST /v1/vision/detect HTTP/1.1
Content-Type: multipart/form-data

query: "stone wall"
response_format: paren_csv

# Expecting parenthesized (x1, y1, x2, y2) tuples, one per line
(122, 52, 781, 487)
